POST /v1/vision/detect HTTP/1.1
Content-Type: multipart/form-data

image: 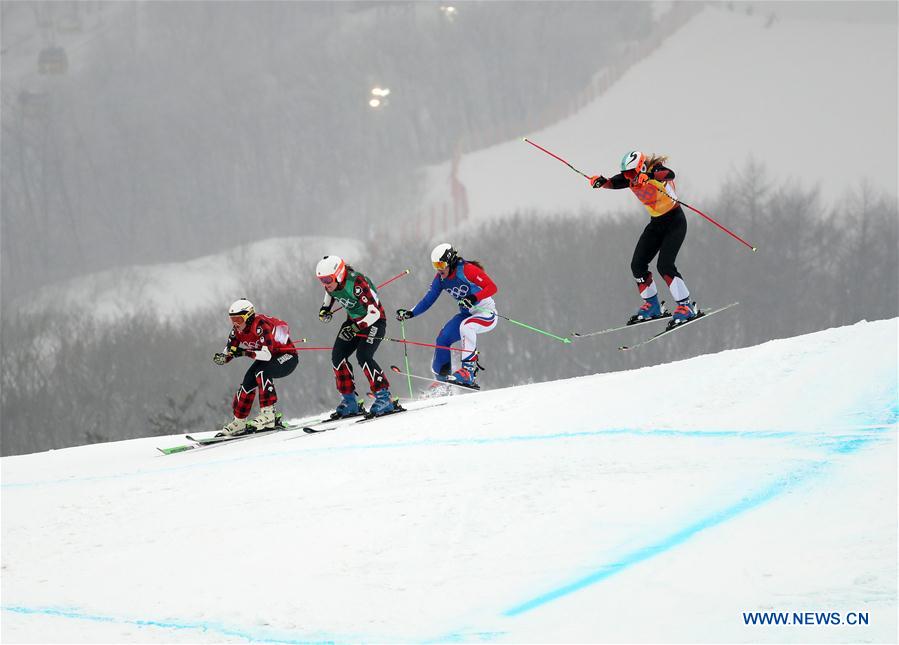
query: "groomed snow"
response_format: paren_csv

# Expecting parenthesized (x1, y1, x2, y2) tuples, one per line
(2, 318, 896, 643)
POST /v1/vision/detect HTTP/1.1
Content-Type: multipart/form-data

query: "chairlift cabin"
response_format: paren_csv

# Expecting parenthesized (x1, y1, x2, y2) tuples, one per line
(38, 46, 68, 75)
(18, 90, 50, 117)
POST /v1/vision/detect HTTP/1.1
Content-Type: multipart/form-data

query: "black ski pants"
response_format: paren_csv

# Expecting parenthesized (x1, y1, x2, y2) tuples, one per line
(631, 205, 688, 281)
(331, 318, 389, 394)
(240, 352, 299, 393)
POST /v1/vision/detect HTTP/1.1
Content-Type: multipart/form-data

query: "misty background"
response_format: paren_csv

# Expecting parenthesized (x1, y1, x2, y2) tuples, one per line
(2, 1, 897, 456)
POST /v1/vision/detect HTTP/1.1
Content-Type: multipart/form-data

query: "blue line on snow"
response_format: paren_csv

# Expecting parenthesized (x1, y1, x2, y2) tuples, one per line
(4, 423, 894, 490)
(1, 605, 345, 644)
(502, 464, 823, 617)
(499, 413, 897, 619)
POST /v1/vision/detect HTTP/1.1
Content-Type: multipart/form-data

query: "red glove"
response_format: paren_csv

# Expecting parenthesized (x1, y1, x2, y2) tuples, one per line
(631, 173, 649, 187)
(588, 175, 607, 189)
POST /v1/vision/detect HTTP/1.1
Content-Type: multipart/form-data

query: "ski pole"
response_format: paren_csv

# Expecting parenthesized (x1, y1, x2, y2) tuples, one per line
(330, 269, 411, 315)
(355, 334, 471, 353)
(523, 138, 591, 180)
(525, 138, 759, 252)
(471, 305, 572, 345)
(676, 199, 758, 252)
(400, 319, 414, 400)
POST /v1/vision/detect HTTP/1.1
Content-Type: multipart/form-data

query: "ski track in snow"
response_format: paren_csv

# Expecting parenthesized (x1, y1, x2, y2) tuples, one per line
(2, 321, 897, 643)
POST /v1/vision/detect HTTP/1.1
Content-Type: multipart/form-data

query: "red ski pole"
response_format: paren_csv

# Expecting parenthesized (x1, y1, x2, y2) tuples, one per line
(355, 334, 471, 353)
(524, 138, 758, 251)
(330, 269, 410, 315)
(523, 138, 591, 180)
(677, 199, 758, 252)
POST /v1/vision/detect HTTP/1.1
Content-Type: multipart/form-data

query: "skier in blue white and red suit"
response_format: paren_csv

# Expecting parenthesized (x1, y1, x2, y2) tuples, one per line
(395, 243, 498, 387)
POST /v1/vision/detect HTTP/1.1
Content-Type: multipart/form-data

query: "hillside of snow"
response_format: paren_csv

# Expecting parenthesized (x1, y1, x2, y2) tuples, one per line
(422, 5, 898, 222)
(3, 318, 896, 643)
(18, 236, 365, 323)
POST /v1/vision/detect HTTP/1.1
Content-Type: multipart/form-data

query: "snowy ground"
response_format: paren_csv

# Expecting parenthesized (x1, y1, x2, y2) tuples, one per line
(421, 5, 898, 221)
(17, 236, 365, 323)
(2, 318, 896, 643)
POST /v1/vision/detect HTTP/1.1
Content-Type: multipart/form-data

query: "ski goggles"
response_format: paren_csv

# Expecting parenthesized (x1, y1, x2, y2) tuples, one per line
(230, 313, 251, 326)
(318, 275, 337, 285)
(432, 260, 449, 270)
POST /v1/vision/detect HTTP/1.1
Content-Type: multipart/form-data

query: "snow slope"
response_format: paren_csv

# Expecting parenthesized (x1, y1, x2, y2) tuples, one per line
(18, 236, 365, 324)
(422, 5, 898, 222)
(2, 319, 897, 643)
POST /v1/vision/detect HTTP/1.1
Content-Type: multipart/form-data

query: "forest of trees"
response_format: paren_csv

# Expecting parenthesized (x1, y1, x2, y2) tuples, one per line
(1, 2, 651, 305)
(3, 166, 896, 456)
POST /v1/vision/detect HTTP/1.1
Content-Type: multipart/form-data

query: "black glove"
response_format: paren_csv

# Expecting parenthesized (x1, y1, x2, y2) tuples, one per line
(396, 308, 414, 321)
(589, 175, 607, 189)
(212, 352, 230, 365)
(319, 306, 332, 323)
(338, 322, 360, 341)
(458, 296, 477, 310)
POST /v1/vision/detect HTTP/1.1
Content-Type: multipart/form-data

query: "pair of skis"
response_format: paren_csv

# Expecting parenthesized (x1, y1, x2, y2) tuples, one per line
(389, 365, 480, 391)
(157, 419, 317, 455)
(570, 302, 739, 350)
(298, 399, 450, 435)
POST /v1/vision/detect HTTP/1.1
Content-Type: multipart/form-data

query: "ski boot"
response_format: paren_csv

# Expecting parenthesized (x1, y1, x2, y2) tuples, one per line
(668, 298, 697, 328)
(449, 356, 481, 388)
(368, 389, 396, 416)
(331, 392, 364, 419)
(220, 416, 249, 437)
(628, 294, 663, 324)
(247, 405, 282, 431)
(422, 373, 452, 398)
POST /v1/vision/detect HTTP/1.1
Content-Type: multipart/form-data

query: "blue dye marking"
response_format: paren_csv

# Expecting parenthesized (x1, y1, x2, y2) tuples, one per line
(499, 406, 898, 618)
(2, 604, 342, 644)
(7, 423, 893, 490)
(503, 464, 823, 617)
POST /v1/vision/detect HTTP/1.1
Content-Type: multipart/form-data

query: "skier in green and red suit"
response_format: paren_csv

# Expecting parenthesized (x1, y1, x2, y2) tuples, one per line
(315, 255, 395, 418)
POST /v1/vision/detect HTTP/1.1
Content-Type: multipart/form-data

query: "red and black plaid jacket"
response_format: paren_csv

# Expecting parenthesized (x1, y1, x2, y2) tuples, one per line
(225, 314, 293, 359)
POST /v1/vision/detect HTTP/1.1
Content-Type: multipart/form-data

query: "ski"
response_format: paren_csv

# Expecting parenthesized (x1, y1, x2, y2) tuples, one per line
(303, 400, 449, 434)
(571, 313, 673, 338)
(303, 403, 408, 433)
(389, 365, 480, 391)
(157, 417, 315, 455)
(617, 302, 739, 351)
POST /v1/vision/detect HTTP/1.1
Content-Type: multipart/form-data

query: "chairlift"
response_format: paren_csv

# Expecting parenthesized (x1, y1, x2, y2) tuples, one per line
(18, 89, 50, 117)
(38, 46, 68, 75)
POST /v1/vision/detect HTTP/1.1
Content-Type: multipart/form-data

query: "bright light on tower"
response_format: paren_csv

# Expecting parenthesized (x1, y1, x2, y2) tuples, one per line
(369, 98, 381, 108)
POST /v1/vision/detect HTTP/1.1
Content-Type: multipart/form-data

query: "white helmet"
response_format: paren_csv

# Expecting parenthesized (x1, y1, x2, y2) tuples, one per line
(228, 298, 255, 326)
(315, 255, 347, 285)
(430, 243, 458, 270)
(620, 150, 647, 174)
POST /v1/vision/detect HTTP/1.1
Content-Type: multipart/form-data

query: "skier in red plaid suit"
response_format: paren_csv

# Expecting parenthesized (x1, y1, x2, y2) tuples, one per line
(212, 299, 298, 436)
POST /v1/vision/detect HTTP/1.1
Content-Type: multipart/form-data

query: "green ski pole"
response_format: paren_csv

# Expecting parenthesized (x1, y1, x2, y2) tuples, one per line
(471, 305, 571, 344)
(401, 319, 414, 400)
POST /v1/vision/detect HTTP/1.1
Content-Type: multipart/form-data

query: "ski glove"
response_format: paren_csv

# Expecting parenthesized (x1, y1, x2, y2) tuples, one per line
(338, 322, 360, 341)
(395, 308, 414, 321)
(589, 175, 607, 189)
(319, 306, 333, 323)
(212, 352, 231, 365)
(458, 296, 477, 310)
